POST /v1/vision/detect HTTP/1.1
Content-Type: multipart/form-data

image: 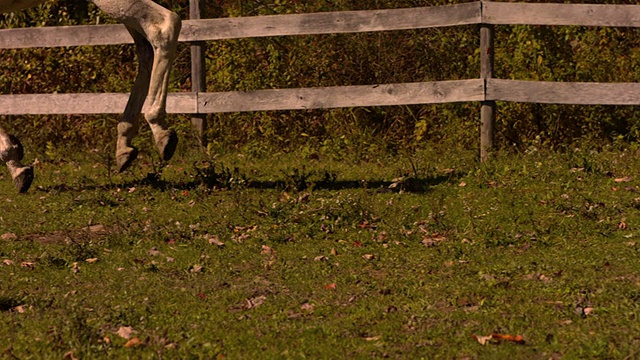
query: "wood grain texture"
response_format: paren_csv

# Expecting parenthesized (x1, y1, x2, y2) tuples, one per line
(0, 3, 481, 49)
(3, 2, 640, 49)
(180, 2, 481, 41)
(0, 24, 131, 49)
(0, 93, 197, 115)
(482, 1, 640, 27)
(197, 80, 484, 113)
(487, 79, 640, 105)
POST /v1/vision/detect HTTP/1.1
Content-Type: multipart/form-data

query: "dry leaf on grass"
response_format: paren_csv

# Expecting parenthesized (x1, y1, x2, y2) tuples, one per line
(300, 303, 315, 312)
(615, 177, 633, 183)
(325, 283, 337, 290)
(63, 351, 79, 360)
(1, 233, 17, 240)
(208, 236, 225, 247)
(261, 245, 275, 255)
(124, 337, 142, 348)
(472, 333, 525, 345)
(243, 295, 266, 310)
(190, 265, 204, 273)
(116, 326, 136, 340)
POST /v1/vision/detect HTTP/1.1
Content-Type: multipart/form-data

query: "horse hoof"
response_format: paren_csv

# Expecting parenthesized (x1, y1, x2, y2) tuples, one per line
(116, 147, 138, 173)
(14, 166, 34, 193)
(158, 130, 178, 161)
(8, 134, 24, 161)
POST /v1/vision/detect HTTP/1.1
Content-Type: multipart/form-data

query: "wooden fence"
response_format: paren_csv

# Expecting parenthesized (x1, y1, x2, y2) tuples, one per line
(1, 1, 640, 160)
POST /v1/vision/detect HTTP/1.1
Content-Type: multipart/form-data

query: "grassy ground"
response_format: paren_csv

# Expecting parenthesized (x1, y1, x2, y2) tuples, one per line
(2, 144, 640, 359)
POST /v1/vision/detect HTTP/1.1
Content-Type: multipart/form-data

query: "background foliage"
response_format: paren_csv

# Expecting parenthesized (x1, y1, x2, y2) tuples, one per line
(1, 0, 639, 160)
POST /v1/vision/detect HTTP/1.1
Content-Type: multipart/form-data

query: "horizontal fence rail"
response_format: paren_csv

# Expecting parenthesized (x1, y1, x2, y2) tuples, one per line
(1, 0, 639, 157)
(2, 2, 640, 49)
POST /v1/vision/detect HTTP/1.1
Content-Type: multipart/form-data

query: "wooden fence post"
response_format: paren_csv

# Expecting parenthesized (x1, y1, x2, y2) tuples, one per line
(480, 23, 495, 162)
(190, 0, 207, 145)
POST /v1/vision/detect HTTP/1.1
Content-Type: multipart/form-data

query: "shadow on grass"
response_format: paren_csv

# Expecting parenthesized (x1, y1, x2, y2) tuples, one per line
(35, 166, 462, 194)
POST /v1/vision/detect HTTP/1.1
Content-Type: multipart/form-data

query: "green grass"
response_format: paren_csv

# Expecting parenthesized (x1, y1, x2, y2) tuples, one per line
(2, 144, 640, 359)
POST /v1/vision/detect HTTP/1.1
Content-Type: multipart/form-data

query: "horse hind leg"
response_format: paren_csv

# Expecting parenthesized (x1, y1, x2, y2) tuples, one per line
(0, 131, 34, 193)
(140, 8, 180, 162)
(91, 0, 180, 169)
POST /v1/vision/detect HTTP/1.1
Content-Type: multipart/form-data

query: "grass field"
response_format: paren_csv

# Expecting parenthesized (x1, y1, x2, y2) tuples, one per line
(2, 144, 640, 359)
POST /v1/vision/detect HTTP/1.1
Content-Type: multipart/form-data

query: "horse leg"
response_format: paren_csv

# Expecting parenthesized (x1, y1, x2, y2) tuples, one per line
(114, 29, 153, 172)
(0, 127, 33, 193)
(91, 0, 181, 169)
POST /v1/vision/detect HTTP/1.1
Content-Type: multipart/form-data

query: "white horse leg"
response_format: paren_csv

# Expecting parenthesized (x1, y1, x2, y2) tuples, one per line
(114, 29, 153, 172)
(91, 0, 181, 170)
(0, 126, 33, 193)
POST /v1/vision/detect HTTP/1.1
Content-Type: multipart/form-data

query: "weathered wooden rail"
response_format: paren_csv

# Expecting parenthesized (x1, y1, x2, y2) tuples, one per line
(1, 1, 640, 159)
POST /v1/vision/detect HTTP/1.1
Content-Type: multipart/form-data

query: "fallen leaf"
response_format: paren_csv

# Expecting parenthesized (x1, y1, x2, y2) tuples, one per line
(147, 247, 161, 256)
(472, 334, 493, 345)
(11, 305, 25, 313)
(3, 259, 14, 266)
(85, 258, 98, 263)
(365, 335, 382, 341)
(197, 293, 207, 300)
(330, 248, 338, 256)
(300, 303, 315, 312)
(21, 261, 35, 269)
(243, 295, 266, 310)
(166, 257, 175, 262)
(472, 333, 525, 345)
(1, 233, 17, 240)
(261, 245, 275, 255)
(539, 274, 552, 283)
(124, 337, 142, 348)
(313, 255, 326, 262)
(491, 333, 525, 344)
(362, 254, 376, 260)
(63, 351, 79, 360)
(459, 181, 467, 187)
(88, 224, 107, 233)
(116, 326, 135, 340)
(190, 265, 204, 273)
(615, 177, 633, 183)
(208, 236, 225, 247)
(325, 283, 337, 290)
(584, 307, 595, 315)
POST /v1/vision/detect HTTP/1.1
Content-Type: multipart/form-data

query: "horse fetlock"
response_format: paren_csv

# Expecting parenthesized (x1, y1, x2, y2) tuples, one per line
(8, 134, 24, 160)
(0, 134, 24, 162)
